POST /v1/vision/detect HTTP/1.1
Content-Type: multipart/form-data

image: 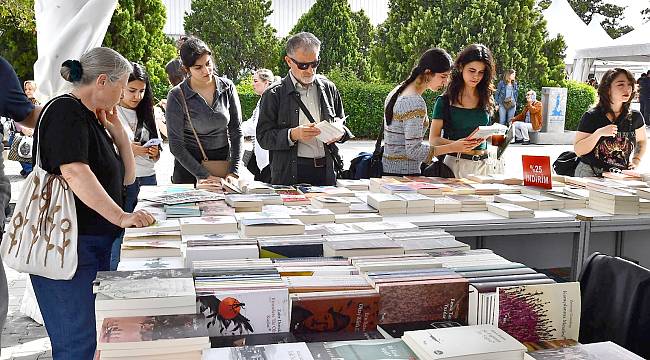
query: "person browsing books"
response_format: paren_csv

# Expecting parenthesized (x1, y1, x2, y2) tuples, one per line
(30, 48, 155, 359)
(495, 69, 518, 125)
(256, 32, 351, 186)
(574, 68, 646, 177)
(166, 36, 243, 186)
(241, 68, 278, 183)
(429, 44, 497, 178)
(382, 48, 481, 176)
(511, 90, 542, 145)
(111, 62, 162, 270)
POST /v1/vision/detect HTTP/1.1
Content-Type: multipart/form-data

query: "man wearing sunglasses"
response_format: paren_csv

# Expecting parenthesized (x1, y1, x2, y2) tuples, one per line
(257, 32, 350, 186)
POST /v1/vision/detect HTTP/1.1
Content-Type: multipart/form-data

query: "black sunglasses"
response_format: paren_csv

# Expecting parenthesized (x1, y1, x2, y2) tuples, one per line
(289, 57, 320, 70)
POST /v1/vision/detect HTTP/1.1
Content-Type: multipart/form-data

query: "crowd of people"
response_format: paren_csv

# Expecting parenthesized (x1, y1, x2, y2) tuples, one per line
(0, 29, 648, 359)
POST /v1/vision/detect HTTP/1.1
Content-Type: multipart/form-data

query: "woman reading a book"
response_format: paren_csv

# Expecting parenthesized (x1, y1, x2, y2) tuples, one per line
(574, 68, 646, 177)
(111, 62, 161, 270)
(165, 36, 243, 186)
(382, 48, 480, 176)
(31, 48, 155, 360)
(429, 44, 497, 178)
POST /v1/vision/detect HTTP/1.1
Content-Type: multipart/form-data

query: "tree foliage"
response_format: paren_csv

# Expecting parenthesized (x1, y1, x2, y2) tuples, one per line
(643, 2, 650, 23)
(567, 0, 633, 39)
(0, 0, 37, 81)
(184, 0, 281, 83)
(285, 0, 373, 80)
(373, 0, 566, 86)
(103, 0, 177, 100)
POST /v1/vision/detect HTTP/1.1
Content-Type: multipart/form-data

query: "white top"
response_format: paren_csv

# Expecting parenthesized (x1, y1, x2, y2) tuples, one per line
(240, 99, 269, 170)
(116, 106, 157, 178)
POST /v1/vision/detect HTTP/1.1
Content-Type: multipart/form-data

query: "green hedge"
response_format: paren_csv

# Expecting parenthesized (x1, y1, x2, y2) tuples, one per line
(565, 81, 597, 131)
(236, 78, 597, 138)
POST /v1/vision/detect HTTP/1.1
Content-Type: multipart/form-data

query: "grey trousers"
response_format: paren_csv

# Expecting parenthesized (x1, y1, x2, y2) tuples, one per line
(0, 157, 11, 347)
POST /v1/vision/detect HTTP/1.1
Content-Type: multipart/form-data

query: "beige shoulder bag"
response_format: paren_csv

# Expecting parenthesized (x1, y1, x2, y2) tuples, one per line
(178, 88, 230, 178)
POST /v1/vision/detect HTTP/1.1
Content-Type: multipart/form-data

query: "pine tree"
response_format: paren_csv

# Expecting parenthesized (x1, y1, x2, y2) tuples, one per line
(0, 0, 37, 80)
(103, 0, 177, 99)
(184, 0, 281, 83)
(567, 0, 633, 39)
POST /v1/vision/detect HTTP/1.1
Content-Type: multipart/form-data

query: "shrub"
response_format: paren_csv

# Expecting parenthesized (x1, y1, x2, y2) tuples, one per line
(565, 80, 597, 131)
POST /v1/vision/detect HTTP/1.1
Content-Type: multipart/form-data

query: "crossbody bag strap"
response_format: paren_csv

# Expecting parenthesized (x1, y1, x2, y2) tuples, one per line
(35, 95, 73, 169)
(293, 92, 317, 124)
(177, 87, 209, 162)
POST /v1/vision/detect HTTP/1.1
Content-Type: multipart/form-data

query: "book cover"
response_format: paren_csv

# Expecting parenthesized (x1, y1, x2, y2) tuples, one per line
(528, 341, 644, 360)
(495, 282, 580, 343)
(116, 257, 185, 271)
(290, 293, 380, 333)
(377, 278, 469, 324)
(307, 339, 417, 360)
(98, 314, 208, 346)
(259, 243, 324, 258)
(203, 342, 314, 360)
(197, 288, 290, 337)
(199, 200, 235, 216)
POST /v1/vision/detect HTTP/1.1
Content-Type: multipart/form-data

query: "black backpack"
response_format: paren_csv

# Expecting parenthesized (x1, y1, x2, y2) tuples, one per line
(553, 151, 580, 176)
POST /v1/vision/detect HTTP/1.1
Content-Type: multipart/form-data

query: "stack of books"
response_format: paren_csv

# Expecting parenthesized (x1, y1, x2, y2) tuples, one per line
(240, 218, 306, 237)
(311, 196, 351, 214)
(163, 203, 200, 218)
(323, 235, 403, 257)
(258, 235, 325, 258)
(402, 324, 527, 360)
(299, 185, 356, 198)
(387, 230, 471, 254)
(487, 202, 535, 219)
(121, 220, 182, 258)
(178, 215, 238, 235)
(493, 194, 538, 210)
(93, 269, 197, 332)
(588, 188, 639, 215)
(433, 197, 463, 213)
(395, 193, 435, 214)
(528, 341, 644, 360)
(334, 213, 383, 223)
(193, 261, 290, 337)
(351, 254, 443, 273)
(521, 194, 564, 210)
(116, 256, 185, 271)
(224, 194, 264, 212)
(336, 179, 370, 191)
(183, 234, 258, 267)
(96, 314, 209, 359)
(198, 200, 235, 216)
(447, 195, 487, 212)
(366, 193, 407, 215)
(283, 275, 374, 293)
(265, 205, 336, 224)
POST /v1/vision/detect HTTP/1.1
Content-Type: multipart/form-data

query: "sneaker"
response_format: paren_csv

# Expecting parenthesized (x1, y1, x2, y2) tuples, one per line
(513, 139, 523, 144)
(522, 140, 530, 145)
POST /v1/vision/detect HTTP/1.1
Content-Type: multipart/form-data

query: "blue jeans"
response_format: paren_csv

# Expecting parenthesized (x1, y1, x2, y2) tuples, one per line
(499, 104, 516, 125)
(110, 174, 157, 270)
(30, 234, 114, 360)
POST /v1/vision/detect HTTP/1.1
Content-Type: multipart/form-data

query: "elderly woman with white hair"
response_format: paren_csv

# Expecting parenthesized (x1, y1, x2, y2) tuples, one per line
(31, 47, 155, 359)
(511, 90, 543, 145)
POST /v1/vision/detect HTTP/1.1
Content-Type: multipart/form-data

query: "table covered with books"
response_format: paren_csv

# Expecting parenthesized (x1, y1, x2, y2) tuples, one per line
(92, 173, 650, 359)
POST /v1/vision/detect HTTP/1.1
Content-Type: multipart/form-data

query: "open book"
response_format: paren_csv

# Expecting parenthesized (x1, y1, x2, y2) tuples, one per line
(315, 118, 352, 143)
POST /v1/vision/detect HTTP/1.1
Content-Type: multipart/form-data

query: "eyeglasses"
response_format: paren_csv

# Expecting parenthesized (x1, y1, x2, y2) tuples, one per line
(289, 57, 320, 70)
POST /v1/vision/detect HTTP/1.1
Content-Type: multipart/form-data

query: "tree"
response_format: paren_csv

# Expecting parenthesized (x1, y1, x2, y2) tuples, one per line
(373, 0, 566, 85)
(286, 0, 372, 80)
(0, 0, 37, 81)
(103, 0, 177, 100)
(642, 2, 650, 23)
(567, 0, 633, 39)
(184, 0, 281, 83)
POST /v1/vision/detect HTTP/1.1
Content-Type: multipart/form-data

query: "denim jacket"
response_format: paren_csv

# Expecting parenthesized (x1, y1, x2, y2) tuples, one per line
(495, 80, 519, 106)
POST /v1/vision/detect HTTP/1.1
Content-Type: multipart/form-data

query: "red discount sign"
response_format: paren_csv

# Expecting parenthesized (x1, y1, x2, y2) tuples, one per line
(522, 155, 552, 189)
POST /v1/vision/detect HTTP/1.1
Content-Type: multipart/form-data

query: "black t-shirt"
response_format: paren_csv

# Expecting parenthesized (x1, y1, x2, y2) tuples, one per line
(577, 107, 644, 170)
(0, 56, 35, 122)
(34, 94, 124, 236)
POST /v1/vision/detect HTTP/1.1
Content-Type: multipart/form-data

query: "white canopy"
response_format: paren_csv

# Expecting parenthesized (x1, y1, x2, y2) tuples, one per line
(33, 0, 118, 102)
(571, 20, 650, 81)
(542, 0, 613, 65)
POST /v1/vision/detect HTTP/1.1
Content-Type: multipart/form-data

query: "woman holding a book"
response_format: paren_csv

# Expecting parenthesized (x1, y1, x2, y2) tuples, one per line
(382, 48, 480, 176)
(30, 47, 155, 360)
(429, 44, 497, 178)
(574, 68, 646, 177)
(165, 36, 243, 186)
(111, 62, 161, 270)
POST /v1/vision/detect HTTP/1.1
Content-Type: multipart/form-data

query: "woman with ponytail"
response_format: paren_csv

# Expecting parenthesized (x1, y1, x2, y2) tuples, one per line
(382, 48, 480, 176)
(111, 62, 161, 270)
(429, 44, 497, 178)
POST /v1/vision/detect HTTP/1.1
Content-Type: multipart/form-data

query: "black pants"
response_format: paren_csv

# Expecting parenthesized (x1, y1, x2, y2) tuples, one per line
(172, 146, 229, 185)
(641, 99, 650, 126)
(296, 157, 329, 186)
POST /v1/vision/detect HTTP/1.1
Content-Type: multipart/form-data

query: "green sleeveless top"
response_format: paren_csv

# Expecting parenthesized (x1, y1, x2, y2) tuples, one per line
(432, 97, 490, 150)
